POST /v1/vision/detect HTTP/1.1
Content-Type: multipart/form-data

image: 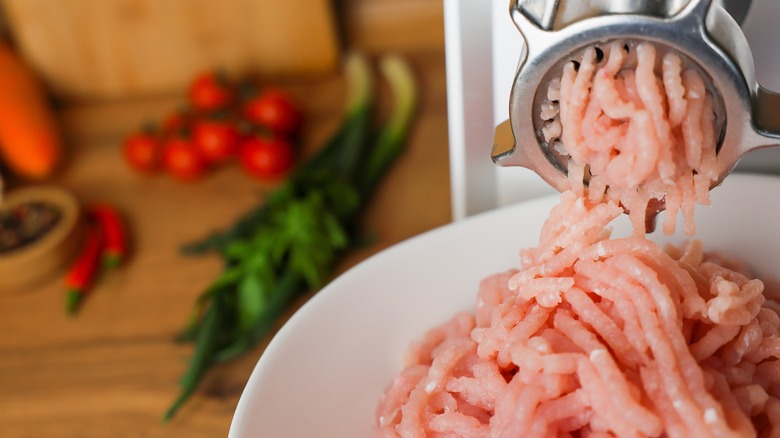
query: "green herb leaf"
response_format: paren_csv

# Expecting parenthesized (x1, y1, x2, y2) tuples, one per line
(214, 271, 305, 363)
(237, 273, 266, 332)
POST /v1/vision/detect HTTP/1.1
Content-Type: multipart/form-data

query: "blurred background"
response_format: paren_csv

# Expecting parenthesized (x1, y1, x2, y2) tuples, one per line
(0, 0, 451, 436)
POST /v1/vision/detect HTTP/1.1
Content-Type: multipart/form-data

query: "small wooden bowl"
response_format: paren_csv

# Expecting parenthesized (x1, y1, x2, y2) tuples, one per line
(0, 186, 84, 291)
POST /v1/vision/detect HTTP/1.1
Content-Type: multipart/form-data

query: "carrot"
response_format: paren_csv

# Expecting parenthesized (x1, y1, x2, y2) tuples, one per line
(0, 41, 61, 180)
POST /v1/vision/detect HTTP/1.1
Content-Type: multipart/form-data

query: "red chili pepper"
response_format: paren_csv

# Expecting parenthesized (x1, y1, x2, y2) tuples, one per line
(64, 226, 104, 315)
(88, 204, 127, 269)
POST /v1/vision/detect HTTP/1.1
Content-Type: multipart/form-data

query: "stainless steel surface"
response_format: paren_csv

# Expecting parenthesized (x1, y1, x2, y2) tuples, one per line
(493, 0, 779, 210)
(519, 0, 690, 30)
(515, 0, 753, 31)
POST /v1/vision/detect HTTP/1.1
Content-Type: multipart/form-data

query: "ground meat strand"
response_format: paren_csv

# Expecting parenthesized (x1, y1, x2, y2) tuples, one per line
(557, 41, 720, 236)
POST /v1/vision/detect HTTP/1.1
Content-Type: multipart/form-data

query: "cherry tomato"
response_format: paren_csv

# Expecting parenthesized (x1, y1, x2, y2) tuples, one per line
(162, 137, 208, 181)
(193, 119, 239, 164)
(162, 110, 192, 135)
(238, 136, 294, 181)
(244, 89, 301, 136)
(123, 131, 161, 174)
(188, 72, 233, 111)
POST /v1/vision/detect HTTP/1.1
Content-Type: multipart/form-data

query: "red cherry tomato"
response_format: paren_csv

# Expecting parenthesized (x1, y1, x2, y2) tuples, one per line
(162, 110, 192, 135)
(123, 131, 161, 174)
(238, 136, 294, 181)
(188, 72, 233, 111)
(193, 119, 239, 164)
(244, 89, 301, 136)
(162, 137, 208, 181)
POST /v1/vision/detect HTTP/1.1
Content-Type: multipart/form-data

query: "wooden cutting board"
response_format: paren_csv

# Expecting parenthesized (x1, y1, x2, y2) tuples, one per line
(0, 0, 341, 101)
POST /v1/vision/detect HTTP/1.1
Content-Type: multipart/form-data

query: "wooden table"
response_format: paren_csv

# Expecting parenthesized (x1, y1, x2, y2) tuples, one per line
(0, 2, 452, 436)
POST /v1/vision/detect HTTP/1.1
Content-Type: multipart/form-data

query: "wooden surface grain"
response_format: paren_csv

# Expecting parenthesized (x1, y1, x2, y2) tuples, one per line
(0, 2, 452, 436)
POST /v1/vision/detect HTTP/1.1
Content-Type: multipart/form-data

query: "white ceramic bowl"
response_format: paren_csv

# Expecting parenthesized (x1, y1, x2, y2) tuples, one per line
(229, 173, 780, 437)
